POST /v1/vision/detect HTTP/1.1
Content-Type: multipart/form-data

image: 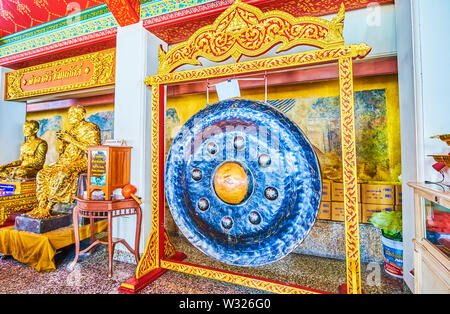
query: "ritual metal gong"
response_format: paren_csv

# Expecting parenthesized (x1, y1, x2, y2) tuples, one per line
(165, 99, 322, 267)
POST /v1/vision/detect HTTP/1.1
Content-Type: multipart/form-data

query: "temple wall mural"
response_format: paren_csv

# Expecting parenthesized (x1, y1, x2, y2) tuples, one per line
(165, 74, 401, 184)
(26, 103, 114, 165)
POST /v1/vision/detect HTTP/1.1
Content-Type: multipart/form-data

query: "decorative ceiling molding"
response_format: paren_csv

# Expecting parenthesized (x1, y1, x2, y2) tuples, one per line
(0, 0, 104, 38)
(0, 15, 118, 61)
(140, 0, 217, 20)
(0, 28, 117, 68)
(166, 57, 399, 96)
(0, 0, 207, 62)
(0, 0, 394, 65)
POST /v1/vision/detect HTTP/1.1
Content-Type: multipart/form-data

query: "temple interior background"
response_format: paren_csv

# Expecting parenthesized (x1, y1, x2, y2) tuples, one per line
(0, 0, 449, 296)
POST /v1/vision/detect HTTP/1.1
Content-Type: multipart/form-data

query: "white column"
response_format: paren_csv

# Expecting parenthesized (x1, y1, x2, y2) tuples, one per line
(396, 0, 450, 293)
(395, 0, 419, 293)
(112, 21, 167, 258)
(0, 67, 27, 164)
(414, 0, 450, 181)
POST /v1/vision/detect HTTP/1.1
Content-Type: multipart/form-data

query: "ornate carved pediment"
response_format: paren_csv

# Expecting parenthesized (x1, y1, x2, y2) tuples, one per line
(158, 0, 346, 74)
(5, 49, 116, 101)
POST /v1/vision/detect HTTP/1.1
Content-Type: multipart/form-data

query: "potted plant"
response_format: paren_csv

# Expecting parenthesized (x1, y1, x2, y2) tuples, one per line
(370, 210, 403, 278)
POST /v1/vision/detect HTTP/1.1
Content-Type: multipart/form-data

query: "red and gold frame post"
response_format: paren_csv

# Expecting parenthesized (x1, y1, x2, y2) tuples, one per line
(119, 84, 183, 294)
(339, 56, 362, 294)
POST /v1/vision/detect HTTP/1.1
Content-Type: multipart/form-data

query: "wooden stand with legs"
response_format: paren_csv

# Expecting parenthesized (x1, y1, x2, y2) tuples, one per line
(72, 197, 142, 277)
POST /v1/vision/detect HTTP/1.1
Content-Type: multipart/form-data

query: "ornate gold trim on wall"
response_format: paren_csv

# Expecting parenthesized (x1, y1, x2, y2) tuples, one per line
(160, 260, 321, 294)
(5, 48, 116, 101)
(0, 193, 37, 225)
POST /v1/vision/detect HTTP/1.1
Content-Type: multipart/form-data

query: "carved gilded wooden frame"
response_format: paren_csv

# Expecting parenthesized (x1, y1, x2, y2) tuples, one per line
(4, 48, 116, 101)
(121, 1, 371, 295)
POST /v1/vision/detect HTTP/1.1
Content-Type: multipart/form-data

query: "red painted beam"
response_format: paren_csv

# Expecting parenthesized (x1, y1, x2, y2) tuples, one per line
(26, 93, 115, 112)
(166, 57, 398, 97)
(105, 0, 140, 27)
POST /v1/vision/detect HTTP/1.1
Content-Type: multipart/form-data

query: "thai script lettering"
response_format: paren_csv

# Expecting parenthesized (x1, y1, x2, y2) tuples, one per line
(27, 63, 84, 86)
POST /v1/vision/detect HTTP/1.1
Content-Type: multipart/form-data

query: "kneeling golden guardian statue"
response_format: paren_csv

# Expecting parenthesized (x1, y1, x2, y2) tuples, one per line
(0, 120, 47, 181)
(26, 105, 101, 219)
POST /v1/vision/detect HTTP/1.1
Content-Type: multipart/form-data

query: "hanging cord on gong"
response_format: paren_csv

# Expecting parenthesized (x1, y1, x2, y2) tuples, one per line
(264, 71, 268, 103)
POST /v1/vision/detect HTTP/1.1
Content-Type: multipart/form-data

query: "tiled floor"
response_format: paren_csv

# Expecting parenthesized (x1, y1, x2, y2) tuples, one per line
(0, 235, 411, 294)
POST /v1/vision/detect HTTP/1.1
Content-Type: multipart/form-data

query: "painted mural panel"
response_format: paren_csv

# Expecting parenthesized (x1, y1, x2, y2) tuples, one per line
(166, 88, 400, 183)
(87, 111, 114, 143)
(37, 115, 62, 165)
(279, 89, 398, 182)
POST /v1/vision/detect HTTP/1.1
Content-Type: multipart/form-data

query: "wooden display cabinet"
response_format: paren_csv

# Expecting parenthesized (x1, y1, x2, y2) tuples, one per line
(87, 145, 131, 200)
(408, 182, 450, 294)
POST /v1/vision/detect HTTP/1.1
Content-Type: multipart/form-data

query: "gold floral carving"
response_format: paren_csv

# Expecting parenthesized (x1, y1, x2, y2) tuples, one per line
(135, 230, 176, 279)
(158, 0, 346, 74)
(338, 56, 362, 294)
(147, 44, 371, 86)
(0, 193, 37, 225)
(5, 48, 116, 101)
(160, 260, 321, 294)
(135, 230, 159, 278)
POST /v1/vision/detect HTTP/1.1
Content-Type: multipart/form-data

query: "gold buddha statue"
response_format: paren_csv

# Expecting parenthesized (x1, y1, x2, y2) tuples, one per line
(26, 105, 101, 219)
(0, 120, 47, 181)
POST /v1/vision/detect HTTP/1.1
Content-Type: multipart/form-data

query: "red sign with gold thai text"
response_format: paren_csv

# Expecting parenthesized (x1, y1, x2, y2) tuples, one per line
(5, 48, 115, 100)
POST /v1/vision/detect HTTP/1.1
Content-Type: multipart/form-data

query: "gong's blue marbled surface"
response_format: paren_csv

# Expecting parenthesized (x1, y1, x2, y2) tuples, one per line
(165, 99, 322, 267)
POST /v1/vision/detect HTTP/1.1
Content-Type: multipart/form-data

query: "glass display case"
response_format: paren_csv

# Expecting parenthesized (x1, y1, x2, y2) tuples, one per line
(408, 183, 450, 294)
(424, 199, 450, 258)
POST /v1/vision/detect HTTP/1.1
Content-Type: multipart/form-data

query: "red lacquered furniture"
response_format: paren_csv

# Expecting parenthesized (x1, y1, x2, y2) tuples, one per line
(72, 197, 142, 277)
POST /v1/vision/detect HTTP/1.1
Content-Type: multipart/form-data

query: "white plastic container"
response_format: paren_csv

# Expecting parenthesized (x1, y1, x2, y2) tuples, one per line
(381, 235, 403, 278)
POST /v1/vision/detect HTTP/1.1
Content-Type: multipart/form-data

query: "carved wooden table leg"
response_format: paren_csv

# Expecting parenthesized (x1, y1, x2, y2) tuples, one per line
(72, 205, 80, 266)
(72, 197, 142, 278)
(89, 216, 96, 254)
(108, 211, 113, 278)
(134, 205, 142, 263)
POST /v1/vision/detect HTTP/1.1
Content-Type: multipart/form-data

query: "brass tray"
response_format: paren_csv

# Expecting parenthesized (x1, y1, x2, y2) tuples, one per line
(430, 155, 450, 167)
(431, 134, 450, 146)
